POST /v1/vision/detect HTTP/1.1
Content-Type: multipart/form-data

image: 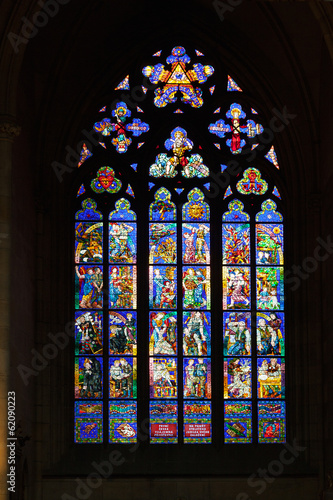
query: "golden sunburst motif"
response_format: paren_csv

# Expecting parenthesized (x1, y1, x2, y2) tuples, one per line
(273, 227, 281, 234)
(188, 203, 204, 219)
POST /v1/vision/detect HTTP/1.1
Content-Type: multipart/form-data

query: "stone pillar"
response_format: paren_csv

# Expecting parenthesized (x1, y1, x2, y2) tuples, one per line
(0, 119, 21, 500)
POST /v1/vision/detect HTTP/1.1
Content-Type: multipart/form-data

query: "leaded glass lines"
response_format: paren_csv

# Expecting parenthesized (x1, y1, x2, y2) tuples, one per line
(73, 45, 287, 446)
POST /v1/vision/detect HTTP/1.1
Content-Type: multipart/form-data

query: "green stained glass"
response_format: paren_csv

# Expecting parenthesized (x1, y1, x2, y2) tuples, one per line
(236, 168, 268, 195)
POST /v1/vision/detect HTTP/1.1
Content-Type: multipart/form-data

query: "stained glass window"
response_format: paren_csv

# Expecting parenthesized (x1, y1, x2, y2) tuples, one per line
(149, 189, 178, 442)
(222, 177, 285, 443)
(73, 45, 286, 446)
(75, 198, 104, 443)
(108, 199, 137, 442)
(182, 189, 212, 443)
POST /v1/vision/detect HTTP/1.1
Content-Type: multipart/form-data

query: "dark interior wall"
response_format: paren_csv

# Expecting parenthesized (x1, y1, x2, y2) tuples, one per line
(320, 38, 333, 486)
(6, 0, 333, 497)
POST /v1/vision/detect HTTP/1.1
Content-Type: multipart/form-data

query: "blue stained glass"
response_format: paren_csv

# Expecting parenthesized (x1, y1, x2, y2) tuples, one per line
(265, 146, 279, 169)
(75, 265, 103, 309)
(209, 104, 263, 154)
(183, 188, 209, 221)
(75, 402, 103, 443)
(77, 184, 85, 196)
(224, 358, 252, 399)
(150, 128, 208, 178)
(224, 186, 232, 199)
(126, 185, 134, 197)
(256, 224, 284, 265)
(149, 311, 177, 356)
(109, 401, 137, 443)
(76, 198, 102, 221)
(109, 357, 137, 399)
(223, 312, 251, 356)
(149, 223, 177, 264)
(272, 186, 281, 199)
(257, 358, 285, 399)
(222, 223, 250, 264)
(257, 267, 284, 310)
(183, 311, 211, 356)
(224, 402, 252, 443)
(109, 222, 136, 264)
(149, 358, 177, 399)
(75, 401, 103, 419)
(257, 312, 285, 356)
(109, 311, 137, 356)
(115, 75, 130, 90)
(78, 144, 93, 167)
(227, 76, 243, 92)
(149, 266, 177, 309)
(258, 401, 286, 443)
(93, 102, 149, 154)
(142, 46, 214, 108)
(75, 356, 103, 399)
(109, 199, 136, 221)
(183, 358, 211, 399)
(182, 223, 210, 264)
(75, 222, 103, 263)
(223, 267, 250, 310)
(149, 188, 176, 221)
(223, 200, 249, 222)
(75, 311, 103, 355)
(184, 401, 211, 444)
(183, 266, 211, 310)
(256, 200, 283, 222)
(109, 265, 137, 309)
